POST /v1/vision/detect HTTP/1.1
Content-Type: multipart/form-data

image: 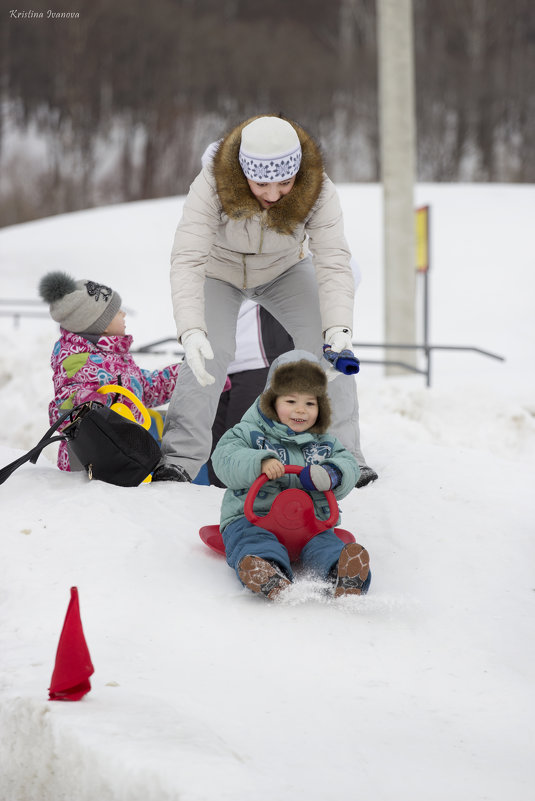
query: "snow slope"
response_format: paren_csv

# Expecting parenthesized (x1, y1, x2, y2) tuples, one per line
(0, 185, 534, 801)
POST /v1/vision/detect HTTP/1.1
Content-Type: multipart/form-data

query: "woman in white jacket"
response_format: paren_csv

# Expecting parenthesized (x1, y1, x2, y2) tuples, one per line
(154, 114, 376, 485)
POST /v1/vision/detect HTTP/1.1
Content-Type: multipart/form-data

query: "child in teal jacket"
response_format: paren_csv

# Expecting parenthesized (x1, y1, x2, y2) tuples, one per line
(211, 350, 371, 600)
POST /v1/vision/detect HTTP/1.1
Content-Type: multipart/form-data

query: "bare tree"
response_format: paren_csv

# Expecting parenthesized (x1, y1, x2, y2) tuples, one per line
(1, 0, 533, 225)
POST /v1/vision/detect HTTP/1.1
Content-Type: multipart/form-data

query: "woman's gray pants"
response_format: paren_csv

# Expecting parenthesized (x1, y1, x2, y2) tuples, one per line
(161, 258, 367, 480)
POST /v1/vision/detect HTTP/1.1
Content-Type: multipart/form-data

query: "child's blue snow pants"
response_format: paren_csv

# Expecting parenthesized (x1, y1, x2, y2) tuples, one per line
(222, 517, 354, 584)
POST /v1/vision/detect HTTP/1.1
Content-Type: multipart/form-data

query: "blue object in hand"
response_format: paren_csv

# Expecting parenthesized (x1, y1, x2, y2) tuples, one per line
(300, 463, 342, 491)
(323, 345, 360, 375)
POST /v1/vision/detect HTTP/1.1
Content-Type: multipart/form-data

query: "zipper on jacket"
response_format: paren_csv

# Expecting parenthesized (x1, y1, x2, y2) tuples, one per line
(243, 212, 266, 287)
(259, 215, 266, 254)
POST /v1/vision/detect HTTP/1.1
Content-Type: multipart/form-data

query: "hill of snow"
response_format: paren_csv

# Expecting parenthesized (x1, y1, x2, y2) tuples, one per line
(0, 184, 534, 801)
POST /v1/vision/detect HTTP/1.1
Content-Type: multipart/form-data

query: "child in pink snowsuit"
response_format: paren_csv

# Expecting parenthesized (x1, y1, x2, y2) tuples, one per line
(39, 271, 180, 471)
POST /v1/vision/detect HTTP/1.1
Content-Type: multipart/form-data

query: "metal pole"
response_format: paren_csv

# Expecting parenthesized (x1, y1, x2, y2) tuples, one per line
(424, 270, 430, 386)
(377, 0, 417, 374)
(424, 206, 431, 386)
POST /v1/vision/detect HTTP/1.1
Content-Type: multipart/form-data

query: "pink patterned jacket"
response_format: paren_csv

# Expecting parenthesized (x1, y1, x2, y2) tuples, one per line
(48, 328, 180, 470)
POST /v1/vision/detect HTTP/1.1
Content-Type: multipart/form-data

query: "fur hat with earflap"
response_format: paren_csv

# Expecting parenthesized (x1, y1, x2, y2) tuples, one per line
(259, 355, 332, 434)
(39, 271, 122, 336)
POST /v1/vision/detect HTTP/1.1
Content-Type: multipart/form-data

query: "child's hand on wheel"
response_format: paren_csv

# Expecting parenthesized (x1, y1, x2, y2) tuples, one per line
(261, 458, 285, 480)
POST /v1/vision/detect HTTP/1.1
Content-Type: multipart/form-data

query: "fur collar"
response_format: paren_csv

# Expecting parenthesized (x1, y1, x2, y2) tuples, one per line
(212, 115, 325, 236)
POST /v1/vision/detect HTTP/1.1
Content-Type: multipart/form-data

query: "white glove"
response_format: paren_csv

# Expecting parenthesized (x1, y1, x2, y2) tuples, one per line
(324, 326, 353, 382)
(181, 328, 215, 387)
(324, 326, 353, 352)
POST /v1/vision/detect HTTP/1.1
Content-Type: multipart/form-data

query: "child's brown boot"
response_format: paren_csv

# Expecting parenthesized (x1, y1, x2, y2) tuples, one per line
(334, 542, 370, 597)
(238, 555, 291, 600)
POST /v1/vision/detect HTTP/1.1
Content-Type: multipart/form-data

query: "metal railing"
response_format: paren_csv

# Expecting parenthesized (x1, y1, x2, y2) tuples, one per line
(133, 337, 505, 388)
(353, 342, 505, 387)
(0, 299, 135, 328)
(0, 299, 49, 326)
(3, 301, 503, 388)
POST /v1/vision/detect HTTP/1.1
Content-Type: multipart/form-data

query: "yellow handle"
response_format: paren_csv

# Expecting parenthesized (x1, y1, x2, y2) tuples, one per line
(97, 384, 151, 430)
(148, 408, 165, 440)
(108, 402, 137, 422)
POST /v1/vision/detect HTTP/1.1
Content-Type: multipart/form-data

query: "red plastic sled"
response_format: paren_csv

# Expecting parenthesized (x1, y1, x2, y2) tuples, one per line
(199, 464, 355, 562)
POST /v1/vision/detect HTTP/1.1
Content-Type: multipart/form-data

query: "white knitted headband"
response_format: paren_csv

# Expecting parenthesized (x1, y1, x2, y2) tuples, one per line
(239, 117, 302, 183)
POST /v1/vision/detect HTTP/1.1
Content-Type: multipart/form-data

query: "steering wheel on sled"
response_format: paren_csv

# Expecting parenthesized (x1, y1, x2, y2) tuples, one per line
(199, 464, 355, 562)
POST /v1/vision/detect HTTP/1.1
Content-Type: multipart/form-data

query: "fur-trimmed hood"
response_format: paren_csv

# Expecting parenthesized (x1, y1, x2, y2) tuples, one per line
(212, 115, 325, 236)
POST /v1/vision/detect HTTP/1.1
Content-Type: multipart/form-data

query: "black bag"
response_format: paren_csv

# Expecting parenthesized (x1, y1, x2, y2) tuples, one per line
(0, 402, 161, 487)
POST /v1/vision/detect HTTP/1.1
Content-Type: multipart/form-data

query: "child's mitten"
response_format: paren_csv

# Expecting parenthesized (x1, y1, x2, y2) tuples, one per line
(300, 463, 342, 492)
(322, 345, 360, 375)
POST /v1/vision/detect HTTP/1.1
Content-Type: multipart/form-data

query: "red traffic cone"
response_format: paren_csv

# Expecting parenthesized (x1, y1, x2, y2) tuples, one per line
(48, 587, 94, 701)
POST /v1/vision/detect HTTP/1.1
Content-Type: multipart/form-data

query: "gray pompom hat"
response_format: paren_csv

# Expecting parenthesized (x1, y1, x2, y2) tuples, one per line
(39, 271, 122, 336)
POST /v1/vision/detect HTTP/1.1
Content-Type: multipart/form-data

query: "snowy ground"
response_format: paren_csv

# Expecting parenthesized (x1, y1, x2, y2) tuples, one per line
(0, 185, 534, 801)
